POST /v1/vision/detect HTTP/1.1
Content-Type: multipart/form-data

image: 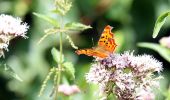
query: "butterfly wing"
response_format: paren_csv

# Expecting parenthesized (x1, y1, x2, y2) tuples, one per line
(75, 25, 117, 58)
(98, 25, 117, 53)
(75, 48, 108, 58)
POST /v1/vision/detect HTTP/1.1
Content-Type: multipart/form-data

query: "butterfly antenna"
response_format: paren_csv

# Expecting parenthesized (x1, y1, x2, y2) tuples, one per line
(92, 38, 95, 46)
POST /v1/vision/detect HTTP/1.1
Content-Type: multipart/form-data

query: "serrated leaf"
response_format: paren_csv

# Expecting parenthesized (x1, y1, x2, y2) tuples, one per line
(138, 42, 170, 62)
(51, 48, 64, 63)
(153, 11, 170, 38)
(63, 62, 75, 79)
(66, 35, 78, 49)
(33, 12, 59, 27)
(65, 22, 92, 31)
(4, 64, 23, 82)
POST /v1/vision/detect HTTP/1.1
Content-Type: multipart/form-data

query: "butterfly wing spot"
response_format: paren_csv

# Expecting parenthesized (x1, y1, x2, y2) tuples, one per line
(98, 38, 116, 52)
(97, 25, 117, 53)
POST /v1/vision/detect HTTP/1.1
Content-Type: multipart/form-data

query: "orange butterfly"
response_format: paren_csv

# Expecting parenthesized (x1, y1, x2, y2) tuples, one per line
(75, 25, 117, 59)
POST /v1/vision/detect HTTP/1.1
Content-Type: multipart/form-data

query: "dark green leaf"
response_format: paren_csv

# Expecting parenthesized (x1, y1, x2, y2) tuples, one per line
(63, 62, 75, 79)
(153, 11, 170, 38)
(65, 22, 92, 31)
(138, 42, 170, 62)
(33, 12, 59, 27)
(51, 48, 64, 63)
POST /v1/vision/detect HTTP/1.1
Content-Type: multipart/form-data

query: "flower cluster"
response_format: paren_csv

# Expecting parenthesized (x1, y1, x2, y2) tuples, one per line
(58, 84, 80, 96)
(0, 14, 29, 57)
(85, 51, 163, 100)
(159, 36, 170, 48)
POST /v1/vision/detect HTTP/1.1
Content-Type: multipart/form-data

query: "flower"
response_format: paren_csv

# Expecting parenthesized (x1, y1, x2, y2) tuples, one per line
(85, 51, 163, 100)
(0, 14, 29, 57)
(136, 90, 155, 100)
(85, 63, 111, 84)
(159, 36, 170, 48)
(58, 84, 80, 96)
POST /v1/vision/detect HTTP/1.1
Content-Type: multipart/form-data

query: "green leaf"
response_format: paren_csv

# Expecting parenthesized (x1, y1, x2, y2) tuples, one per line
(3, 64, 23, 82)
(66, 35, 78, 49)
(63, 62, 75, 79)
(153, 11, 170, 38)
(64, 22, 92, 31)
(138, 42, 170, 62)
(33, 12, 59, 27)
(51, 48, 64, 63)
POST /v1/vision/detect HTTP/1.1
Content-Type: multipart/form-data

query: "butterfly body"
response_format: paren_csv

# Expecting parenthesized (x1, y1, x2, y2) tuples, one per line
(75, 25, 117, 59)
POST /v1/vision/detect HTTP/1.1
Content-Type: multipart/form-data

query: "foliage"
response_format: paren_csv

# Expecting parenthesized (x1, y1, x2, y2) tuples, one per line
(138, 11, 170, 63)
(33, 0, 91, 99)
(153, 11, 170, 38)
(138, 43, 170, 62)
(0, 63, 23, 82)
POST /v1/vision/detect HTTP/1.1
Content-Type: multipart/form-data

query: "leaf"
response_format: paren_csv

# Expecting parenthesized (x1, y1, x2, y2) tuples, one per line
(153, 11, 170, 38)
(33, 12, 59, 27)
(138, 42, 170, 62)
(66, 35, 78, 49)
(3, 64, 23, 82)
(51, 48, 64, 63)
(64, 22, 92, 31)
(63, 62, 75, 79)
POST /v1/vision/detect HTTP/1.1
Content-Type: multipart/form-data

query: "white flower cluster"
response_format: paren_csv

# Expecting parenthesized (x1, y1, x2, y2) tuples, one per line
(85, 51, 163, 100)
(0, 14, 29, 57)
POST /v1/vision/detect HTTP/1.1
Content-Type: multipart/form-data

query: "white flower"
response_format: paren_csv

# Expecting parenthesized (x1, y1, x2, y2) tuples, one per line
(0, 14, 29, 57)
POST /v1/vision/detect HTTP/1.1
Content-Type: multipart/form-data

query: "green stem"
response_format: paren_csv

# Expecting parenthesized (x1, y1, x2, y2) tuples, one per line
(54, 16, 63, 100)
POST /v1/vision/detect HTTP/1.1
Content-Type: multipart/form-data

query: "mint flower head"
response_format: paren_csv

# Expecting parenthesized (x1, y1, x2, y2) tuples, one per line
(58, 84, 81, 96)
(85, 51, 163, 100)
(0, 14, 29, 57)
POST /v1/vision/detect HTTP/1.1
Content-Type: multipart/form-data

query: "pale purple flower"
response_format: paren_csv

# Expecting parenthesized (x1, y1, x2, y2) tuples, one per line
(85, 63, 111, 84)
(159, 36, 170, 48)
(85, 51, 163, 100)
(58, 84, 80, 96)
(0, 14, 29, 57)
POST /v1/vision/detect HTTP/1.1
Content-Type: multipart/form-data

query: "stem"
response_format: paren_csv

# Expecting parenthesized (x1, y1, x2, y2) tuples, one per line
(54, 16, 63, 100)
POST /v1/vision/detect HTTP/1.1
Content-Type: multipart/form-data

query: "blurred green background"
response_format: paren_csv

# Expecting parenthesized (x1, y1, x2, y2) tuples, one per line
(0, 0, 170, 100)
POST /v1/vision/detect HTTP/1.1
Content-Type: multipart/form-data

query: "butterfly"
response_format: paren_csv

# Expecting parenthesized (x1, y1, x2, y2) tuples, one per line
(75, 25, 117, 59)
